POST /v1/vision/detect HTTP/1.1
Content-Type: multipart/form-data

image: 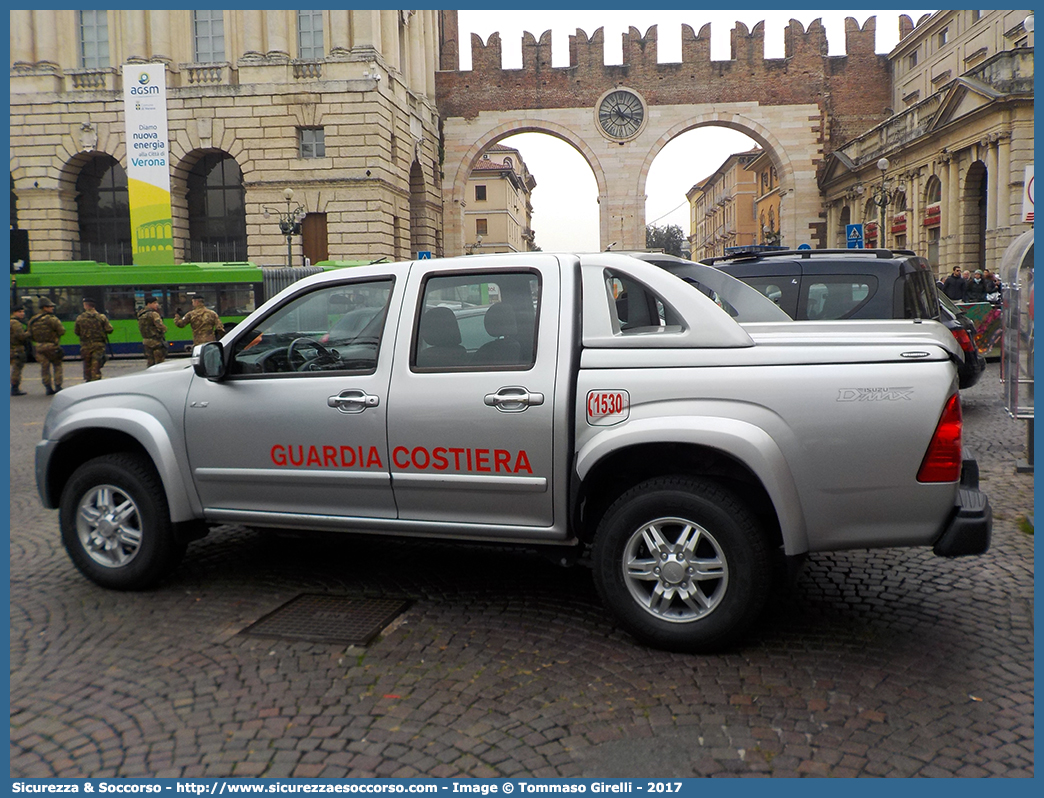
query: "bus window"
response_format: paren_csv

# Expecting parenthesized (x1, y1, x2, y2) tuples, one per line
(52, 289, 80, 321)
(218, 285, 257, 316)
(104, 287, 138, 320)
(170, 286, 218, 314)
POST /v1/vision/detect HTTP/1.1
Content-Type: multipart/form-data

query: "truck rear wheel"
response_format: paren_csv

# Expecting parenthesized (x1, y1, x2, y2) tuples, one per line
(59, 453, 185, 590)
(592, 476, 772, 652)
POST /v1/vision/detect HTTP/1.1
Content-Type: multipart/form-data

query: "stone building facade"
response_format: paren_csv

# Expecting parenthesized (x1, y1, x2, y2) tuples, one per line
(686, 149, 761, 259)
(10, 9, 444, 266)
(819, 10, 1034, 277)
(464, 144, 537, 254)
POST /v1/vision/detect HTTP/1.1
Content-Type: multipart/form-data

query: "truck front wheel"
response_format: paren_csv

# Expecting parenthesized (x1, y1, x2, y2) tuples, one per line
(592, 476, 772, 652)
(59, 453, 186, 590)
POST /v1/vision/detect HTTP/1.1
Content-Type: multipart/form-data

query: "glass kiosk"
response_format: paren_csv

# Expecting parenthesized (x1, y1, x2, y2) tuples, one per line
(1001, 229, 1034, 472)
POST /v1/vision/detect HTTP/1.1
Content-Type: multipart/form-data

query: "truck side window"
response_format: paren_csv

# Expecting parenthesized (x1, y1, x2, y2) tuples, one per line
(227, 279, 393, 376)
(413, 271, 541, 371)
(606, 271, 684, 334)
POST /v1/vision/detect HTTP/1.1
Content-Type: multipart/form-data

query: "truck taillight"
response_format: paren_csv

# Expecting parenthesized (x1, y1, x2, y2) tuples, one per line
(951, 328, 975, 353)
(917, 393, 963, 483)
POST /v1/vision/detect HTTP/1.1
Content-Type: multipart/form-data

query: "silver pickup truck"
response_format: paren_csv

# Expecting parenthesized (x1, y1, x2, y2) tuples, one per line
(36, 253, 991, 652)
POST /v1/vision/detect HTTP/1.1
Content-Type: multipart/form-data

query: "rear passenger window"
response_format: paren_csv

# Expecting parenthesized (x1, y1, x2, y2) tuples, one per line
(801, 276, 876, 320)
(606, 271, 685, 335)
(413, 271, 540, 371)
(902, 271, 940, 319)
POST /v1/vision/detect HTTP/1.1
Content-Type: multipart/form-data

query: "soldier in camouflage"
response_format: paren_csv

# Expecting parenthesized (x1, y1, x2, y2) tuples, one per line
(74, 296, 114, 382)
(137, 295, 168, 366)
(10, 305, 29, 396)
(28, 297, 66, 395)
(174, 296, 225, 346)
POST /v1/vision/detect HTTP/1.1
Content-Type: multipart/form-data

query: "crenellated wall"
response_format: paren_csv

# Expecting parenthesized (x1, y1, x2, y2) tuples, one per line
(436, 14, 895, 252)
(436, 16, 893, 152)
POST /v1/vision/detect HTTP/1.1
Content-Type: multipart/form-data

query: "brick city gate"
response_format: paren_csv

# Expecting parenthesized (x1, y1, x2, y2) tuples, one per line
(435, 12, 892, 253)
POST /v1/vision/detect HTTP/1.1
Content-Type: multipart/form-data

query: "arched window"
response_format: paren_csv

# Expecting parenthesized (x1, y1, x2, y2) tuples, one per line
(76, 154, 132, 265)
(926, 176, 942, 204)
(187, 152, 246, 262)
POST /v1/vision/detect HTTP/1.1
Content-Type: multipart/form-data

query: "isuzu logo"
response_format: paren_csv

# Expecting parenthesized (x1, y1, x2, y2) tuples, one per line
(837, 387, 914, 402)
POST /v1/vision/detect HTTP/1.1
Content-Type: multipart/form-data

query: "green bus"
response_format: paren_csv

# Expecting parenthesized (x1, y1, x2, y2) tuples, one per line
(12, 260, 369, 357)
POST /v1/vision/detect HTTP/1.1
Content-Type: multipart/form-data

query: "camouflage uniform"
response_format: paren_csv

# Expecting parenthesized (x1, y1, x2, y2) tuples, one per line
(28, 308, 66, 392)
(174, 304, 225, 346)
(10, 312, 29, 394)
(137, 305, 168, 366)
(74, 307, 114, 382)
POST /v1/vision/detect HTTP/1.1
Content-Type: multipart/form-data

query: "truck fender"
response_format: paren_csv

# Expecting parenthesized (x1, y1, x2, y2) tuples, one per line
(575, 416, 809, 554)
(45, 406, 199, 523)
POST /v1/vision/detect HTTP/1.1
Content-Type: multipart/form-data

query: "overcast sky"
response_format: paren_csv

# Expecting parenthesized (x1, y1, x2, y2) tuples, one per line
(457, 10, 936, 251)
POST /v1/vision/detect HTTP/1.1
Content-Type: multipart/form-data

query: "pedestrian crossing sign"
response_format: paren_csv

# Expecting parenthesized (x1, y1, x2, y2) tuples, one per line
(846, 224, 864, 249)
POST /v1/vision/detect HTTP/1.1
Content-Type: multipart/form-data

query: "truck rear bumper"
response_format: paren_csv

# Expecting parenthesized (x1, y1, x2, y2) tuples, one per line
(933, 455, 992, 557)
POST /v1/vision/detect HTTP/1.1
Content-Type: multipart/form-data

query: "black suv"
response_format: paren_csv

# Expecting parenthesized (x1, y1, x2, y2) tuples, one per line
(631, 249, 983, 389)
(697, 248, 984, 389)
(703, 248, 939, 322)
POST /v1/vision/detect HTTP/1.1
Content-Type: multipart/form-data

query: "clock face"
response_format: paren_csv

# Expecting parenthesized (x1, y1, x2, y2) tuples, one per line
(598, 89, 645, 140)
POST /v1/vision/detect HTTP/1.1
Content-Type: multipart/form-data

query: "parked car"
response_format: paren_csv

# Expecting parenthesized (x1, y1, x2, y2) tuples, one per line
(938, 292, 987, 388)
(701, 247, 941, 322)
(674, 247, 982, 388)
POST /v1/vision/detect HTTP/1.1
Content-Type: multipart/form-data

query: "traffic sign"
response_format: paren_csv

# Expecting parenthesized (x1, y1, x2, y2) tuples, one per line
(416, 251, 432, 260)
(797, 243, 811, 250)
(846, 224, 864, 249)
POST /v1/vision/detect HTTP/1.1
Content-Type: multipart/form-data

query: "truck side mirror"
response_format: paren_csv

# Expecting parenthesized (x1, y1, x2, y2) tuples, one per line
(192, 341, 226, 380)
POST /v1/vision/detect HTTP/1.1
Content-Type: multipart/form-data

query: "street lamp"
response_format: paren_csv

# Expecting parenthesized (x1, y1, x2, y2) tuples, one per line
(869, 157, 903, 250)
(263, 188, 306, 268)
(465, 234, 483, 255)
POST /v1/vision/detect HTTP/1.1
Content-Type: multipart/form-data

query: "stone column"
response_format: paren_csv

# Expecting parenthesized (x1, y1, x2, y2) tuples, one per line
(149, 10, 172, 64)
(124, 10, 148, 62)
(409, 13, 425, 91)
(907, 170, 921, 256)
(267, 11, 289, 58)
(11, 11, 33, 66)
(329, 10, 350, 56)
(423, 10, 436, 98)
(381, 10, 400, 72)
(350, 10, 381, 53)
(997, 130, 1012, 234)
(946, 153, 960, 239)
(986, 135, 999, 231)
(241, 10, 265, 60)
(32, 10, 59, 67)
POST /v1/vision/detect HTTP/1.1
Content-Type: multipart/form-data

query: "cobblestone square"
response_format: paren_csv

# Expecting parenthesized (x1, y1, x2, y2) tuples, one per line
(9, 359, 1033, 777)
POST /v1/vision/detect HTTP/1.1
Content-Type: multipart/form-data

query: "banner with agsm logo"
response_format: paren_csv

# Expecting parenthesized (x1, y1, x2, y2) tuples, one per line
(122, 63, 174, 266)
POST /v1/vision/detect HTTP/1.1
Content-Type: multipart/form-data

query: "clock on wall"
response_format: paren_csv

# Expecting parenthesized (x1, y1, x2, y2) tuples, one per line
(596, 88, 646, 141)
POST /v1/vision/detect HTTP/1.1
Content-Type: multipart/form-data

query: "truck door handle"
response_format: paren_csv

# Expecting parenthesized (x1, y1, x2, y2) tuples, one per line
(327, 390, 380, 413)
(484, 386, 544, 413)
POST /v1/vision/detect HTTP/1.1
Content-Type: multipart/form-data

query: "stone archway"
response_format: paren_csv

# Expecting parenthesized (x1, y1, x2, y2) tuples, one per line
(437, 15, 893, 255)
(445, 120, 608, 255)
(442, 103, 821, 253)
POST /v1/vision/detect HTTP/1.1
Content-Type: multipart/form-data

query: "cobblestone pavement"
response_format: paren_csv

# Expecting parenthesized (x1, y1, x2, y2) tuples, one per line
(9, 359, 1033, 778)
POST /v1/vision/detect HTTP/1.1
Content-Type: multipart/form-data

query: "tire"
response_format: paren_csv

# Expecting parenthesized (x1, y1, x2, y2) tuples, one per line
(592, 476, 772, 653)
(59, 453, 186, 590)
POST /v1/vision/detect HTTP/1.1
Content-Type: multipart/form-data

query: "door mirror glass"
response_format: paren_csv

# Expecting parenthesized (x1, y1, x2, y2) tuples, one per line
(193, 341, 226, 380)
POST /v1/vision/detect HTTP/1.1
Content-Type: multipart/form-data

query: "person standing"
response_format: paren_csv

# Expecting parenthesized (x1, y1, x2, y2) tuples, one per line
(137, 295, 168, 366)
(963, 269, 989, 303)
(74, 296, 113, 382)
(10, 305, 29, 396)
(174, 296, 225, 346)
(28, 297, 65, 395)
(941, 267, 966, 301)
